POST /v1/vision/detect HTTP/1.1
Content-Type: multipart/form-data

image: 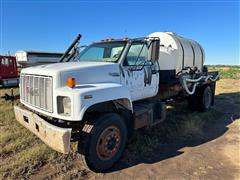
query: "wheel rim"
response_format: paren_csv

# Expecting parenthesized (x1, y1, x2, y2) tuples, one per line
(203, 87, 212, 109)
(96, 126, 121, 160)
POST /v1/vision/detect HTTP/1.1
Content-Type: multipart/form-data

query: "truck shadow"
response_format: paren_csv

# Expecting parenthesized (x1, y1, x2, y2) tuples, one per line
(107, 92, 240, 172)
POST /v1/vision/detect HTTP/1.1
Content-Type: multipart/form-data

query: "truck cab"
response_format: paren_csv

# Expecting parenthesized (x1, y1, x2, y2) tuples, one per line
(14, 34, 219, 172)
(0, 55, 19, 86)
(78, 38, 160, 101)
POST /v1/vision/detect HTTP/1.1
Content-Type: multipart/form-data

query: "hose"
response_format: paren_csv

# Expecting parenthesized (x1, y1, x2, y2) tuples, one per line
(185, 76, 207, 83)
(182, 78, 199, 95)
(181, 74, 220, 95)
(205, 74, 220, 82)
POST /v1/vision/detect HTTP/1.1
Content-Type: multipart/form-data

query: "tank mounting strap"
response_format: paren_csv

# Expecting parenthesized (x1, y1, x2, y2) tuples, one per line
(175, 37, 185, 69)
(197, 42, 204, 70)
(189, 42, 195, 67)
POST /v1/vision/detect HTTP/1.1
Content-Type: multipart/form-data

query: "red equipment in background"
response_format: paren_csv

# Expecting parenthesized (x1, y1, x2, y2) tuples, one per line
(0, 55, 19, 87)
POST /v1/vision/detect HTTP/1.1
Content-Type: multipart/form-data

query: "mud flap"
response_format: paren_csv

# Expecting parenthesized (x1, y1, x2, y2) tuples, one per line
(14, 106, 72, 154)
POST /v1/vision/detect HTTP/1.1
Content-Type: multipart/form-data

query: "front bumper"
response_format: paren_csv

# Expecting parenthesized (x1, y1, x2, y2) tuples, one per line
(14, 105, 72, 154)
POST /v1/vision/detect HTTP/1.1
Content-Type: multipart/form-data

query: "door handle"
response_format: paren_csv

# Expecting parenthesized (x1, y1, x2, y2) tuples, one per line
(109, 72, 120, 77)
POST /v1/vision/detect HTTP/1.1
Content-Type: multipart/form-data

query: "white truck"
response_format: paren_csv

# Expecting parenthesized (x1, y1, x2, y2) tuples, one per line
(14, 32, 219, 172)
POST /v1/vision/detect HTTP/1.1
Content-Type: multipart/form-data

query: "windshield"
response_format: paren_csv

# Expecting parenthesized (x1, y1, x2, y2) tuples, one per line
(77, 41, 126, 62)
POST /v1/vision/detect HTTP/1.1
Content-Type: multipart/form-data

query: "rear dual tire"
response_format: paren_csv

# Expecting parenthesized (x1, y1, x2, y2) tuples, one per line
(187, 85, 214, 112)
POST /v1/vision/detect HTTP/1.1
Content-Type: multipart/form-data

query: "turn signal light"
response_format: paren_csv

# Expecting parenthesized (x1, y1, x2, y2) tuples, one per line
(66, 77, 76, 88)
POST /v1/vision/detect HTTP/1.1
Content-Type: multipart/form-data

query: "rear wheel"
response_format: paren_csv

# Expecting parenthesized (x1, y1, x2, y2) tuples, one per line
(78, 113, 127, 172)
(187, 85, 213, 112)
(201, 86, 213, 111)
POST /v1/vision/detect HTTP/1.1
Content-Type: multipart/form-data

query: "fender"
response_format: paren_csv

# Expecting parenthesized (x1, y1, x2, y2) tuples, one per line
(73, 83, 133, 121)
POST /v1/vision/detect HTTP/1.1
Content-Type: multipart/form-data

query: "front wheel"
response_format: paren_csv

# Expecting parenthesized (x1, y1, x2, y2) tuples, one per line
(78, 113, 127, 172)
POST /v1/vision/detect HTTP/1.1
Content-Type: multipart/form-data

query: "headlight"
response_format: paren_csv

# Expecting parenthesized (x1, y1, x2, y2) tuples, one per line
(57, 96, 71, 116)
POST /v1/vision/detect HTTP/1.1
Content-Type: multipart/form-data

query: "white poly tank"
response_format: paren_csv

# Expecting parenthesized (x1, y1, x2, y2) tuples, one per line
(148, 32, 205, 74)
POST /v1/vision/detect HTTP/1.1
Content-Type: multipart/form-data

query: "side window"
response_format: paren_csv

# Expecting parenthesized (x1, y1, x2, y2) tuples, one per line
(8, 58, 13, 65)
(124, 42, 148, 66)
(1, 58, 9, 66)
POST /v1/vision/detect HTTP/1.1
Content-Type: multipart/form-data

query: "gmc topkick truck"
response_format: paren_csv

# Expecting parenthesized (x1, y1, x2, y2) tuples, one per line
(14, 32, 219, 172)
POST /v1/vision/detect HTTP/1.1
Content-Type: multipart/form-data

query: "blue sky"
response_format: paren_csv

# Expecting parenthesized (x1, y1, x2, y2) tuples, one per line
(0, 0, 239, 65)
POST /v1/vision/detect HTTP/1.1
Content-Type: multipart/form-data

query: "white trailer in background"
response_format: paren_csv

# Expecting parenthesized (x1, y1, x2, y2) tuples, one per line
(15, 51, 64, 67)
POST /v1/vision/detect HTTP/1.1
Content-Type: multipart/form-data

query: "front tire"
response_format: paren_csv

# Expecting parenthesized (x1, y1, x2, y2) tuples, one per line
(78, 113, 127, 172)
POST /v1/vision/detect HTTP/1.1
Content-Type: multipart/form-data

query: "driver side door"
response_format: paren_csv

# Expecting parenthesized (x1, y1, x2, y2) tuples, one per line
(121, 41, 159, 101)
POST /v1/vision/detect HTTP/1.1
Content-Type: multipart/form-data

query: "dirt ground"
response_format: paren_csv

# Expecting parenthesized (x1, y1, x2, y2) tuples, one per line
(28, 79, 240, 180)
(1, 79, 240, 180)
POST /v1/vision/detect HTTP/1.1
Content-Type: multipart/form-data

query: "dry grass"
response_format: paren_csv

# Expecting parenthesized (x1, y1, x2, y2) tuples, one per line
(0, 68, 240, 179)
(0, 88, 59, 178)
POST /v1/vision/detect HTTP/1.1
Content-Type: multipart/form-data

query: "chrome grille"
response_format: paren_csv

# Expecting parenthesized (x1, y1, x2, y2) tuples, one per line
(20, 74, 53, 112)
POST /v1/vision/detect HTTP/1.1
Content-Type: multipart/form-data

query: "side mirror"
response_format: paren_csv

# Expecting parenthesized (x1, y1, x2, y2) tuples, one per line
(148, 39, 160, 61)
